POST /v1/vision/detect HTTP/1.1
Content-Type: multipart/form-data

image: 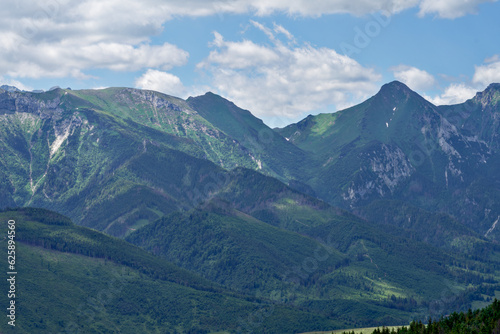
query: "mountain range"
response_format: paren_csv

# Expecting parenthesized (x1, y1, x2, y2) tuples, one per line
(0, 81, 499, 333)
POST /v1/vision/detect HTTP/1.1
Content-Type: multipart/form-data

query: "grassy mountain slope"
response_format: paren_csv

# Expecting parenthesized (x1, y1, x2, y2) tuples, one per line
(0, 87, 314, 238)
(0, 88, 264, 237)
(69, 88, 258, 170)
(187, 92, 309, 181)
(215, 167, 339, 233)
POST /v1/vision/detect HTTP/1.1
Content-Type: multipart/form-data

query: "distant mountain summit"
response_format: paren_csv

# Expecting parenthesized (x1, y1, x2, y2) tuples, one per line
(187, 91, 308, 180)
(0, 85, 21, 92)
(474, 82, 500, 105)
(277, 81, 500, 238)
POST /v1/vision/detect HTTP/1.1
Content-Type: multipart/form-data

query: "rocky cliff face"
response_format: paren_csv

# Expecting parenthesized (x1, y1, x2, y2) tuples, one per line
(343, 144, 415, 203)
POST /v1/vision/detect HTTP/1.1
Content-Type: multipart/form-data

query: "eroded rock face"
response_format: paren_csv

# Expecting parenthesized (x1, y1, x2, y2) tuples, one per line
(343, 144, 414, 203)
(0, 90, 66, 120)
(370, 144, 414, 192)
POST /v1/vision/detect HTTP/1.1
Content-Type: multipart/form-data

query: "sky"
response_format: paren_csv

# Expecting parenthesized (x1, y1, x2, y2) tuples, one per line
(1, 0, 500, 127)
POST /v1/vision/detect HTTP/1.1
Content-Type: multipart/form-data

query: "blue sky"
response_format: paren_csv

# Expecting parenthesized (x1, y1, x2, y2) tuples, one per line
(1, 0, 499, 127)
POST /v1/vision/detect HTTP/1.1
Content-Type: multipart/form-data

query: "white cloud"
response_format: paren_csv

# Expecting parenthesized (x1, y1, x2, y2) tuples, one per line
(484, 55, 500, 63)
(472, 56, 500, 86)
(0, 0, 188, 80)
(63, 0, 487, 19)
(198, 24, 381, 124)
(249, 21, 296, 44)
(0, 0, 490, 82)
(273, 23, 295, 41)
(135, 69, 186, 97)
(418, 0, 496, 19)
(2, 41, 188, 79)
(201, 34, 280, 69)
(425, 83, 478, 105)
(0, 77, 33, 91)
(425, 55, 500, 105)
(237, 0, 419, 16)
(391, 65, 436, 91)
(0, 0, 491, 95)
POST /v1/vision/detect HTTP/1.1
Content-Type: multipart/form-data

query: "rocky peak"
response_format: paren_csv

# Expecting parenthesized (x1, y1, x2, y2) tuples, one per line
(473, 83, 500, 107)
(377, 81, 413, 98)
(0, 85, 21, 92)
(371, 80, 431, 112)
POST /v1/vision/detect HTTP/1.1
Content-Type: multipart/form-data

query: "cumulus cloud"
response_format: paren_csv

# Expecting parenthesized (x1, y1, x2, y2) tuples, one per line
(425, 55, 500, 105)
(0, 0, 188, 80)
(198, 23, 381, 124)
(45, 0, 489, 20)
(425, 83, 478, 105)
(472, 56, 500, 86)
(391, 65, 436, 91)
(0, 0, 490, 83)
(202, 32, 280, 69)
(231, 0, 418, 16)
(0, 77, 33, 91)
(418, 0, 496, 19)
(135, 69, 186, 97)
(0, 0, 492, 95)
(77, 0, 492, 19)
(1, 41, 188, 79)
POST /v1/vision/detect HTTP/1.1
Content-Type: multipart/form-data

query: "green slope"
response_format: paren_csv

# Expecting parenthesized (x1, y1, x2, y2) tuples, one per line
(187, 92, 309, 181)
(126, 206, 346, 295)
(69, 88, 258, 170)
(127, 191, 500, 328)
(0, 88, 255, 237)
(0, 87, 312, 238)
(0, 208, 346, 333)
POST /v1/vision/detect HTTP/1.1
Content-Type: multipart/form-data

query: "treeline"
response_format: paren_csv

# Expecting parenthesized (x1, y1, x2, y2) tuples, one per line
(343, 299, 500, 334)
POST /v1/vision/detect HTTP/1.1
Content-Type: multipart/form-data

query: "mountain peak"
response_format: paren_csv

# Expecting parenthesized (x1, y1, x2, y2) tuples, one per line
(378, 81, 413, 95)
(373, 80, 430, 107)
(0, 85, 21, 92)
(190, 91, 226, 101)
(187, 91, 254, 118)
(485, 83, 500, 91)
(473, 83, 500, 106)
(203, 91, 218, 97)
